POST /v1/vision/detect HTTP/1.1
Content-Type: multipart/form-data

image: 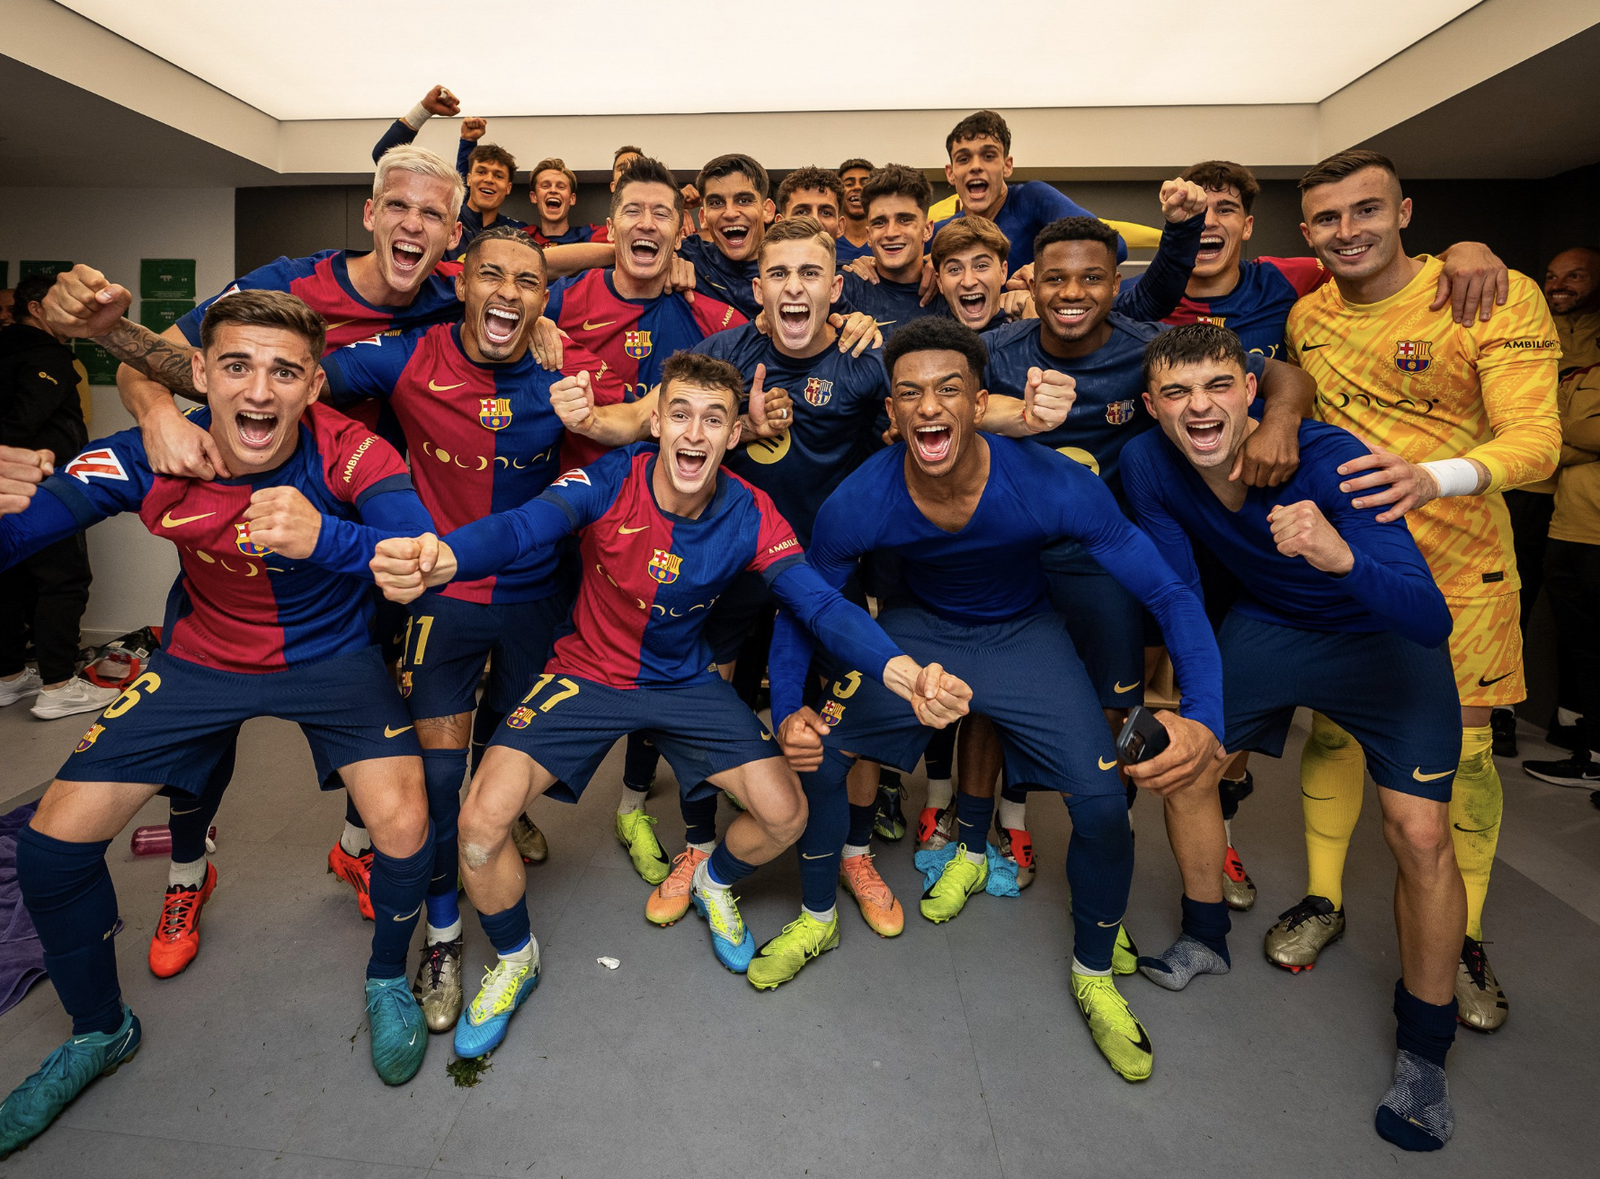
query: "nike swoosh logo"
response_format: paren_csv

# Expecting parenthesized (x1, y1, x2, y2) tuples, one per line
(1477, 671, 1514, 687)
(800, 852, 829, 859)
(582, 319, 618, 330)
(1412, 767, 1453, 782)
(1096, 919, 1122, 928)
(384, 725, 414, 738)
(170, 806, 200, 816)
(1113, 680, 1139, 694)
(618, 524, 647, 534)
(1098, 757, 1117, 770)
(1300, 343, 1330, 351)
(428, 380, 466, 392)
(160, 510, 215, 528)
(325, 319, 356, 331)
(760, 732, 772, 741)
(1453, 822, 1496, 834)
(393, 903, 423, 922)
(1301, 792, 1335, 801)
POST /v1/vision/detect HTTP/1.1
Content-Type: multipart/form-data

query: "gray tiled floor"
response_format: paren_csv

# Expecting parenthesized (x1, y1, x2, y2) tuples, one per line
(0, 704, 1597, 1177)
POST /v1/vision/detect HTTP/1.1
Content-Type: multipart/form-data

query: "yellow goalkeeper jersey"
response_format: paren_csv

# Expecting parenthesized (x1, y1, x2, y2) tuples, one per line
(1286, 255, 1561, 598)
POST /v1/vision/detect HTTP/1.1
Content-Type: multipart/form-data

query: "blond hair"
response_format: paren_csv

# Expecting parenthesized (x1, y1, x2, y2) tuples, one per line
(373, 145, 466, 222)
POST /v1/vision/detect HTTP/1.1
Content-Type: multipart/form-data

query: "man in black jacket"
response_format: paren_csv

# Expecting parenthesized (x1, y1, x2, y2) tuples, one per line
(0, 275, 119, 719)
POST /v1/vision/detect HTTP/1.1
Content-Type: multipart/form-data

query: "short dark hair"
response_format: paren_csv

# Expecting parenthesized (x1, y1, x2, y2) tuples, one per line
(837, 157, 875, 176)
(946, 111, 1011, 157)
(1180, 160, 1260, 213)
(529, 156, 577, 191)
(697, 153, 769, 200)
(776, 167, 845, 214)
(467, 143, 517, 179)
(1298, 148, 1400, 193)
(14, 275, 55, 322)
(884, 317, 988, 388)
(200, 288, 325, 358)
(861, 164, 932, 217)
(463, 223, 546, 270)
(659, 350, 744, 411)
(1033, 216, 1120, 267)
(610, 156, 685, 220)
(1141, 323, 1249, 389)
(613, 144, 644, 163)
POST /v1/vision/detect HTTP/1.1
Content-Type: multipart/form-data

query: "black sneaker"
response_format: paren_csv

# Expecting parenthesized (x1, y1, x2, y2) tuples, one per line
(873, 780, 907, 842)
(1522, 755, 1600, 789)
(1490, 708, 1518, 758)
(1547, 713, 1584, 752)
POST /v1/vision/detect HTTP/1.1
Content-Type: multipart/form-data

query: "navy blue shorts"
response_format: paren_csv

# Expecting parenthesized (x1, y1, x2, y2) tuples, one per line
(1219, 612, 1460, 801)
(399, 592, 568, 719)
(1042, 542, 1144, 712)
(490, 672, 777, 803)
(58, 647, 421, 796)
(818, 606, 1122, 797)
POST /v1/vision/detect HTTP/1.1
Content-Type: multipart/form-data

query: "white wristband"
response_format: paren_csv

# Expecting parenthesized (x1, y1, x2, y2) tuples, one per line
(403, 101, 433, 131)
(1420, 458, 1480, 498)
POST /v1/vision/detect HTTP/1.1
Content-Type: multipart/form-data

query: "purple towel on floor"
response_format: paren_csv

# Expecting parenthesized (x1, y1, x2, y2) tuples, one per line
(0, 802, 46, 1017)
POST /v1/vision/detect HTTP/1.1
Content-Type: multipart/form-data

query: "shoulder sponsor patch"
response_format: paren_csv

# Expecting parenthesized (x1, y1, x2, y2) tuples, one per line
(1499, 338, 1560, 351)
(66, 448, 129, 484)
(550, 468, 591, 488)
(340, 435, 379, 484)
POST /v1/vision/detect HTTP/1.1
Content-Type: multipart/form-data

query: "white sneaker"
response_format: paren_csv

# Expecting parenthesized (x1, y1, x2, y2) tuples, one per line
(31, 677, 122, 720)
(0, 668, 43, 706)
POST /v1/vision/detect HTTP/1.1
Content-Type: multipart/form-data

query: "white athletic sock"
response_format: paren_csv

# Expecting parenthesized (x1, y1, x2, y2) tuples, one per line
(694, 859, 730, 891)
(1071, 956, 1112, 978)
(841, 843, 870, 859)
(168, 857, 208, 889)
(1559, 707, 1583, 727)
(617, 789, 645, 816)
(499, 934, 537, 966)
(426, 918, 462, 945)
(925, 777, 954, 811)
(997, 797, 1027, 832)
(963, 846, 986, 865)
(803, 905, 837, 924)
(340, 821, 370, 856)
(1224, 818, 1234, 847)
(688, 839, 717, 855)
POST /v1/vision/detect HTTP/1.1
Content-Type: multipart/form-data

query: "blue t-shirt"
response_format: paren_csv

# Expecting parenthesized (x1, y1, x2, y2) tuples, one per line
(837, 272, 944, 332)
(932, 181, 1126, 270)
(1122, 420, 1452, 648)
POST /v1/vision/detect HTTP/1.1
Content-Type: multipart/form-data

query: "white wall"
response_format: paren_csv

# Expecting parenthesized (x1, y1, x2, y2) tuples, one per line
(0, 187, 235, 638)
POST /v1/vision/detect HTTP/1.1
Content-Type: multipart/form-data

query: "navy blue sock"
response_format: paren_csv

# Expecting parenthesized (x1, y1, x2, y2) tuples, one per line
(366, 822, 433, 980)
(923, 722, 957, 781)
(847, 803, 877, 848)
(344, 791, 364, 829)
(1180, 894, 1232, 964)
(169, 745, 234, 864)
(16, 827, 124, 1035)
(954, 791, 994, 851)
(707, 841, 756, 887)
(681, 791, 719, 846)
(1064, 792, 1134, 972)
(470, 707, 504, 775)
(421, 748, 468, 928)
(1394, 979, 1457, 1068)
(479, 900, 533, 957)
(798, 753, 850, 912)
(623, 732, 659, 792)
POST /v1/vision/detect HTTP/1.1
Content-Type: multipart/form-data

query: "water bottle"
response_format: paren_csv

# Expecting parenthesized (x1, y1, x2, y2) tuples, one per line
(130, 825, 217, 856)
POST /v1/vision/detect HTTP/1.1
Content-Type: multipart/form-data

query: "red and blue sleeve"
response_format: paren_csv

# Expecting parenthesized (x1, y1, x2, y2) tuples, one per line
(176, 256, 321, 345)
(1261, 256, 1329, 298)
(4, 430, 154, 568)
(315, 410, 413, 505)
(319, 331, 421, 407)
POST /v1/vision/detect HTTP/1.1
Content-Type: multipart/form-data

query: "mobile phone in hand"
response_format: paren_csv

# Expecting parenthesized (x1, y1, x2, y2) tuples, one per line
(1116, 705, 1171, 764)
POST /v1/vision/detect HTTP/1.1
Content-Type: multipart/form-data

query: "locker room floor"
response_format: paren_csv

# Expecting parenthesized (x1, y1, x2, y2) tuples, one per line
(0, 702, 1596, 1178)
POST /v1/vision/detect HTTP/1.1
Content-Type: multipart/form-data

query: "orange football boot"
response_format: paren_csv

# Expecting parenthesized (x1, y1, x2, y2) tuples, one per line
(148, 862, 218, 978)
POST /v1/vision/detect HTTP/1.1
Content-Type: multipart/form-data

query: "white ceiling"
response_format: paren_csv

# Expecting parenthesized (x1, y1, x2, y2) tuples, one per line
(58, 0, 1483, 120)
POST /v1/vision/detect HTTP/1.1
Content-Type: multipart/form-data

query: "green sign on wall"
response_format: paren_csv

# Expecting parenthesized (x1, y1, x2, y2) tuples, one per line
(139, 299, 194, 332)
(140, 259, 196, 300)
(20, 260, 72, 281)
(74, 341, 122, 385)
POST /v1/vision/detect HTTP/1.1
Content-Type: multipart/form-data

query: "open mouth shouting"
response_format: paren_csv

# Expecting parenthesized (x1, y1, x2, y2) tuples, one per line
(673, 446, 709, 482)
(1196, 234, 1226, 265)
(962, 175, 993, 210)
(542, 192, 568, 219)
(624, 235, 662, 270)
(954, 290, 989, 324)
(717, 222, 752, 257)
(777, 301, 812, 333)
(912, 422, 954, 465)
(1183, 416, 1226, 456)
(482, 303, 522, 349)
(236, 409, 279, 452)
(390, 239, 426, 276)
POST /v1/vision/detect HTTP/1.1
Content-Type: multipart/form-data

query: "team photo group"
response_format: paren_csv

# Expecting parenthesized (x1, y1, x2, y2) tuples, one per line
(0, 97, 1568, 1159)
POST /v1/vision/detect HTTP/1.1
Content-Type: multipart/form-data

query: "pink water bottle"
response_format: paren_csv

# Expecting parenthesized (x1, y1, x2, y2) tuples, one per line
(130, 825, 217, 856)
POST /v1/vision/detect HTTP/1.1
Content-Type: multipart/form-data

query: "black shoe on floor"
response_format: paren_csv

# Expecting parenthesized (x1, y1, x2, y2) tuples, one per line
(1522, 754, 1600, 789)
(1490, 709, 1518, 758)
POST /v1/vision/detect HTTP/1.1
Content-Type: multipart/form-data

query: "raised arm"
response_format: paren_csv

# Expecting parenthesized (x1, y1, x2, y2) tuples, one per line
(372, 85, 461, 164)
(1111, 179, 1206, 322)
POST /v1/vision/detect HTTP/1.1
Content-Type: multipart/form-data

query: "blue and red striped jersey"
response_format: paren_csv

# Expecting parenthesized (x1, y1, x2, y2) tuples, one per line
(1162, 256, 1328, 360)
(528, 224, 596, 247)
(463, 444, 805, 689)
(319, 322, 625, 605)
(176, 250, 464, 351)
(12, 405, 426, 674)
(690, 323, 888, 546)
(546, 268, 746, 400)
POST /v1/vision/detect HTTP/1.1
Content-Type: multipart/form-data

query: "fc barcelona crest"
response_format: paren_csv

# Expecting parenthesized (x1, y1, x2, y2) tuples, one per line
(399, 671, 413, 698)
(479, 397, 513, 430)
(1394, 340, 1432, 373)
(803, 377, 834, 407)
(506, 707, 535, 729)
(74, 723, 105, 753)
(1104, 398, 1136, 425)
(234, 522, 274, 557)
(821, 700, 846, 726)
(648, 548, 682, 584)
(1196, 314, 1228, 329)
(625, 330, 652, 359)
